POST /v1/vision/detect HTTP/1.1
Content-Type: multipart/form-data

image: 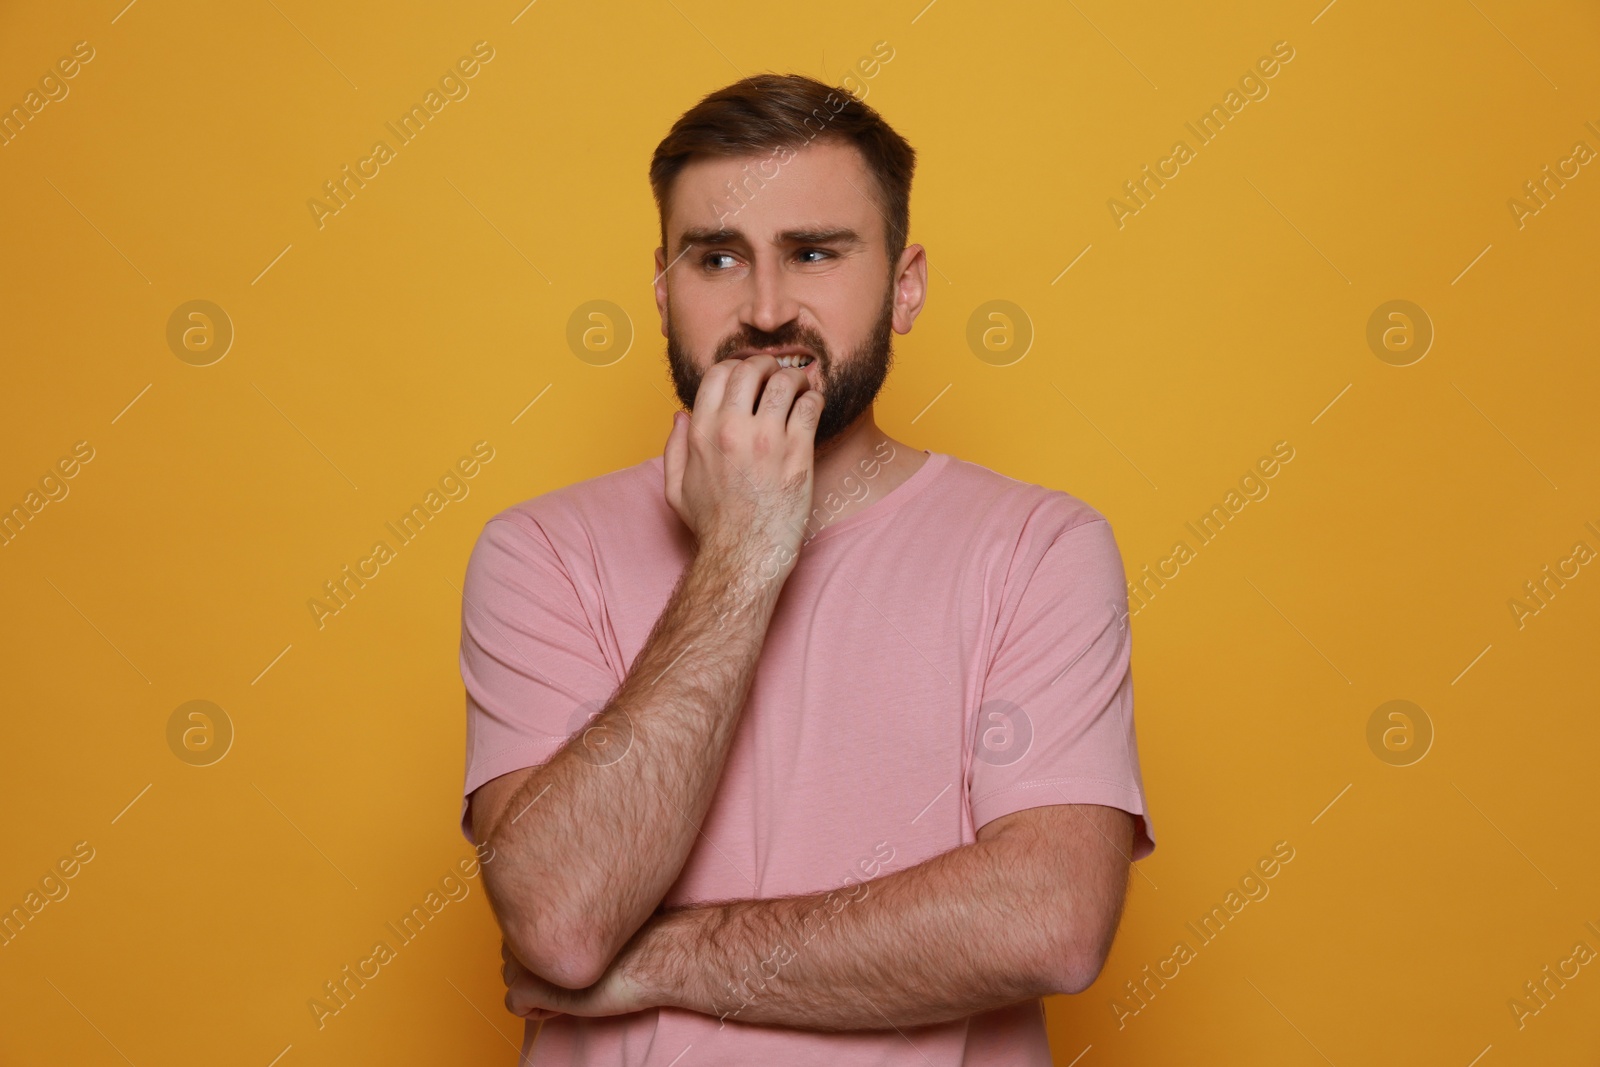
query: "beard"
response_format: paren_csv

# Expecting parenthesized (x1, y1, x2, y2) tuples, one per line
(665, 282, 896, 448)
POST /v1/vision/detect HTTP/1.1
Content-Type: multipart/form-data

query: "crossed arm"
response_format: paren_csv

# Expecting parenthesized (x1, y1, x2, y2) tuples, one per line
(496, 800, 1135, 1030)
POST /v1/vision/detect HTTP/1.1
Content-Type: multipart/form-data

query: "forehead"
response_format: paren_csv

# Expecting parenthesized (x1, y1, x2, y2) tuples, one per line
(666, 139, 885, 249)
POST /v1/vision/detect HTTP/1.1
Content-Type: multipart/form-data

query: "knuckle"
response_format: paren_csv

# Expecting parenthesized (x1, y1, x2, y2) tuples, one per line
(736, 355, 776, 382)
(761, 376, 794, 407)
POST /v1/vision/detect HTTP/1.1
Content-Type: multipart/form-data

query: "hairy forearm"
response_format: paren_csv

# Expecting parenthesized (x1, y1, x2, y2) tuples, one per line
(631, 832, 1078, 1032)
(484, 538, 785, 985)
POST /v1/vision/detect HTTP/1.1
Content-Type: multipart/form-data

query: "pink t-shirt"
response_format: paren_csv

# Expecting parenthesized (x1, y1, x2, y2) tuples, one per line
(458, 447, 1156, 1066)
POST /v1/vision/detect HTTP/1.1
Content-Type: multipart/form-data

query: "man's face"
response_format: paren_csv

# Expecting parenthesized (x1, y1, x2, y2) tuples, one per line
(654, 139, 913, 447)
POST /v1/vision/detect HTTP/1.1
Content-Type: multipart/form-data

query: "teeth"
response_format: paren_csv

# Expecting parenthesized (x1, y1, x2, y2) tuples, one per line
(777, 355, 814, 369)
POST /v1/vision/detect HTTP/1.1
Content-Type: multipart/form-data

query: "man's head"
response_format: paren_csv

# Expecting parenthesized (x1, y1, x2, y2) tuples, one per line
(649, 73, 924, 447)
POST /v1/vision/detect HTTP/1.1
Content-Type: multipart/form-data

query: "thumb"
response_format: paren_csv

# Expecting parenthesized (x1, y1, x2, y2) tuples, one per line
(663, 411, 688, 502)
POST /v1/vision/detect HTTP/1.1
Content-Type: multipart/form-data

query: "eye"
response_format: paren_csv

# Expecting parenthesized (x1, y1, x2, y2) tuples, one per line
(796, 248, 833, 264)
(701, 252, 738, 271)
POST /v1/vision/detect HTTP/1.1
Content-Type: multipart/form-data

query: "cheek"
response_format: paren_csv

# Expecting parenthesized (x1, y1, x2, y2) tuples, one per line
(678, 298, 741, 353)
(834, 280, 893, 343)
(667, 310, 714, 360)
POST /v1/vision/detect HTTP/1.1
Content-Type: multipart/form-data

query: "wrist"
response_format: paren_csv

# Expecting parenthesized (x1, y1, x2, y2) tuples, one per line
(620, 908, 703, 1012)
(691, 542, 788, 625)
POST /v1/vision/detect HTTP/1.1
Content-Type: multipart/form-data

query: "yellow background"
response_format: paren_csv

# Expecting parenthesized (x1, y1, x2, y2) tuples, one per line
(2, 0, 1597, 1063)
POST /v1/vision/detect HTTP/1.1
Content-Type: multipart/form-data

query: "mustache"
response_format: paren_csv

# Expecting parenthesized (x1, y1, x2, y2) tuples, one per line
(716, 328, 828, 364)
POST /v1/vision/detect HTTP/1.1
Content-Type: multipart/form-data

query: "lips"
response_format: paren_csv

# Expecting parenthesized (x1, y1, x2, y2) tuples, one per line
(726, 347, 818, 370)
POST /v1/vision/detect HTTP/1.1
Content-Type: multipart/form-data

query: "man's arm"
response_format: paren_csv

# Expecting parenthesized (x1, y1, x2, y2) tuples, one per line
(504, 803, 1137, 1029)
(473, 541, 781, 989)
(473, 355, 823, 990)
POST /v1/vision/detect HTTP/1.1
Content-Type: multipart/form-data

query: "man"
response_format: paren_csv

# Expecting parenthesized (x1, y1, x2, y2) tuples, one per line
(457, 72, 1156, 1065)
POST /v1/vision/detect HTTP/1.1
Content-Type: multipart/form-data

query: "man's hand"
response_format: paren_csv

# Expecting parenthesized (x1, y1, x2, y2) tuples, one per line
(663, 354, 824, 572)
(501, 937, 655, 1021)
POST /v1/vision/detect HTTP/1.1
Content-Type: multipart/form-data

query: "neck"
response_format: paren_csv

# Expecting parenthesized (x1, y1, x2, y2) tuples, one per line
(805, 407, 927, 539)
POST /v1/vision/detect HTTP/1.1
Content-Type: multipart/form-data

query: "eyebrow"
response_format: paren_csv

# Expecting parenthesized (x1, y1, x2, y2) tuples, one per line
(676, 225, 865, 251)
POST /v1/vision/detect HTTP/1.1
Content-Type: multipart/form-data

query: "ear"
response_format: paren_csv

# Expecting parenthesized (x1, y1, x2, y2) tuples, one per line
(890, 243, 928, 335)
(654, 245, 671, 338)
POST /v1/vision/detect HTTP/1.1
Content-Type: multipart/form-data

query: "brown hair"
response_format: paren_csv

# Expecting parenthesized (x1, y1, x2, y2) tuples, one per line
(649, 73, 916, 267)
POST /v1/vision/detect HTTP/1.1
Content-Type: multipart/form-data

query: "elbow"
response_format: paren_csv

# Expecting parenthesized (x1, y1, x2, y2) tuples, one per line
(1049, 945, 1109, 996)
(1042, 921, 1117, 996)
(480, 860, 617, 989)
(505, 915, 615, 991)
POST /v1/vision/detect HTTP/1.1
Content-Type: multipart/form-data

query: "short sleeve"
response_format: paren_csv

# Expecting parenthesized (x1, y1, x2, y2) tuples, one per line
(967, 516, 1155, 860)
(457, 515, 621, 845)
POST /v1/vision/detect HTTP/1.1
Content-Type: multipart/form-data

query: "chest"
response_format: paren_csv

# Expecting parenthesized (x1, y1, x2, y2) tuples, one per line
(600, 535, 1007, 902)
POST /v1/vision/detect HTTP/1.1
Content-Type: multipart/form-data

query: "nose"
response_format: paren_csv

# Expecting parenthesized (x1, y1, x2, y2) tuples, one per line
(741, 251, 800, 335)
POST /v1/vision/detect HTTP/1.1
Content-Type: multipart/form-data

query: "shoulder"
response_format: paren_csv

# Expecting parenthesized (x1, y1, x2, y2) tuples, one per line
(929, 460, 1130, 635)
(488, 454, 664, 533)
(933, 453, 1112, 542)
(470, 454, 669, 568)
